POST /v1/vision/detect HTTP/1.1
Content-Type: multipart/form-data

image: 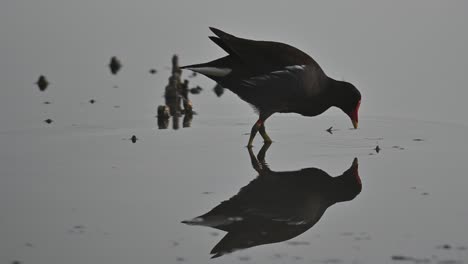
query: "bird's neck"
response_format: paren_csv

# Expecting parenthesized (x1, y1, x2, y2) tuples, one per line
(326, 78, 348, 108)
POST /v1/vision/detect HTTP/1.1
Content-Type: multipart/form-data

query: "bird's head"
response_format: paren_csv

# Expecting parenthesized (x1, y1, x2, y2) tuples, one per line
(335, 81, 361, 129)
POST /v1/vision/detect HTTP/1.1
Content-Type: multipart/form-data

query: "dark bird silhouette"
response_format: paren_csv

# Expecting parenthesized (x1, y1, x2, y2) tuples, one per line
(181, 28, 361, 146)
(182, 143, 362, 258)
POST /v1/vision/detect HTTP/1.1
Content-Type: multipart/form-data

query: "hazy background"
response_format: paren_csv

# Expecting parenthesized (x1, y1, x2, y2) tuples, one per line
(1, 1, 468, 264)
(1, 0, 468, 128)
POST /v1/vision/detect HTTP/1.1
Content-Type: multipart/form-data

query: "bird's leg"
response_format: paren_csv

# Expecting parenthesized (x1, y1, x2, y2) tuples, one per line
(247, 119, 262, 148)
(259, 124, 272, 143)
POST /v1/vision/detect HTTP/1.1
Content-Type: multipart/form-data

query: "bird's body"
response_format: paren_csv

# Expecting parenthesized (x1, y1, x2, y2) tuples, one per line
(182, 28, 361, 146)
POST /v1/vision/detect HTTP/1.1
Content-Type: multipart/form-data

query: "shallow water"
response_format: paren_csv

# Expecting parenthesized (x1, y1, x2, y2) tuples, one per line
(2, 93, 468, 263)
(2, 1, 468, 263)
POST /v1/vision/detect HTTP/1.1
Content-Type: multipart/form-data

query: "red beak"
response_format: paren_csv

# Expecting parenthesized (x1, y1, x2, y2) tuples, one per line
(350, 100, 360, 129)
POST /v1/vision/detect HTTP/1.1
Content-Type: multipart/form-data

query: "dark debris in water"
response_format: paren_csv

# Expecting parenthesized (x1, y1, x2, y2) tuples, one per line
(109, 56, 122, 75)
(421, 192, 429, 196)
(287, 241, 310, 246)
(238, 256, 251, 261)
(190, 86, 203, 94)
(43, 101, 51, 104)
(375, 145, 381, 153)
(130, 135, 138, 143)
(326, 126, 334, 134)
(11, 261, 22, 264)
(391, 255, 430, 263)
(436, 244, 452, 250)
(44, 119, 53, 124)
(68, 225, 85, 234)
(413, 138, 424, 142)
(176, 257, 185, 262)
(213, 84, 225, 97)
(320, 259, 342, 264)
(36, 75, 49, 91)
(149, 69, 157, 74)
(89, 99, 95, 104)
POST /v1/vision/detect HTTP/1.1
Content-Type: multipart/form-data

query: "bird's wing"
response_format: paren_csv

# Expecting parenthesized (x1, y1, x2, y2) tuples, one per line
(209, 27, 320, 74)
(232, 64, 324, 108)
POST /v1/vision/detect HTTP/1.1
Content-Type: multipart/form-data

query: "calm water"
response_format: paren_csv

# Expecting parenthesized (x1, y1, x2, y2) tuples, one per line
(2, 1, 468, 263)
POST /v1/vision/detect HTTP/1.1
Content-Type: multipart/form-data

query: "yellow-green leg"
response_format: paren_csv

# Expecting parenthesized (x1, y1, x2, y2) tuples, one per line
(259, 124, 272, 143)
(247, 120, 261, 148)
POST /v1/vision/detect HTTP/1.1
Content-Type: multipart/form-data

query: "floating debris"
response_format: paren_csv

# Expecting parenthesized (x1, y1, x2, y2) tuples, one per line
(113, 105, 120, 108)
(189, 72, 197, 78)
(109, 56, 122, 75)
(89, 99, 95, 104)
(113, 85, 119, 89)
(374, 145, 381, 153)
(190, 86, 203, 94)
(202, 191, 213, 195)
(287, 241, 310, 246)
(69, 225, 85, 234)
(176, 257, 185, 262)
(413, 138, 424, 142)
(130, 135, 138, 143)
(238, 256, 251, 261)
(320, 259, 342, 264)
(43, 101, 51, 104)
(149, 69, 157, 74)
(44, 119, 53, 124)
(326, 126, 334, 134)
(25, 242, 34, 248)
(36, 75, 49, 91)
(171, 241, 180, 247)
(213, 84, 225, 97)
(436, 244, 452, 250)
(421, 192, 429, 196)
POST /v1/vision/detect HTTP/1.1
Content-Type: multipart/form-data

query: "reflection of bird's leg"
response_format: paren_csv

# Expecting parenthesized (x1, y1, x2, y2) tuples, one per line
(248, 146, 262, 173)
(257, 142, 271, 163)
(247, 142, 272, 174)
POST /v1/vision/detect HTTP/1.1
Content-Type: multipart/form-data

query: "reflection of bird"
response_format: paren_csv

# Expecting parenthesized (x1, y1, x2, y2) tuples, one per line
(182, 143, 362, 258)
(182, 28, 361, 146)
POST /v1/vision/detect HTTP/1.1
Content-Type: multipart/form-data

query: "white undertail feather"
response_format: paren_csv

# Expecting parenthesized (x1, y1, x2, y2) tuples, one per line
(186, 67, 232, 77)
